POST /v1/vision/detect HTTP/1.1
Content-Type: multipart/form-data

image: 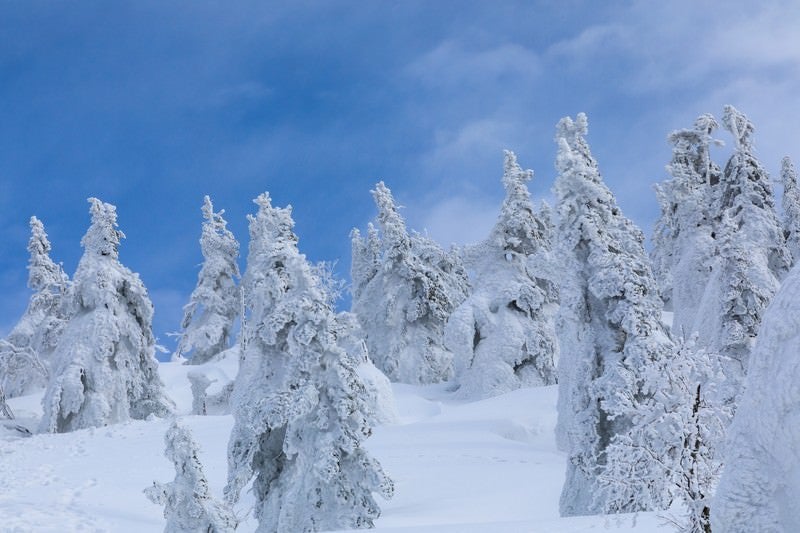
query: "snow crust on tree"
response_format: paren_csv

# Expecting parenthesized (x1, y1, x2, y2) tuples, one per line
(39, 199, 173, 433)
(175, 196, 240, 365)
(713, 263, 800, 532)
(781, 156, 800, 264)
(226, 193, 393, 532)
(650, 114, 720, 334)
(693, 105, 789, 397)
(145, 420, 237, 533)
(0, 216, 69, 397)
(445, 150, 558, 399)
(599, 337, 729, 531)
(552, 113, 675, 516)
(334, 311, 398, 425)
(351, 182, 469, 384)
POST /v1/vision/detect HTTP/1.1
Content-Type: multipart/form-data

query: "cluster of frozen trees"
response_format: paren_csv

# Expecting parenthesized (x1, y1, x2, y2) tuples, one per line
(3, 103, 800, 531)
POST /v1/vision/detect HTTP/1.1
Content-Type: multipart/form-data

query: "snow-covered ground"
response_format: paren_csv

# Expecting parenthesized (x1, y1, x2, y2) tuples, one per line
(1, 359, 674, 532)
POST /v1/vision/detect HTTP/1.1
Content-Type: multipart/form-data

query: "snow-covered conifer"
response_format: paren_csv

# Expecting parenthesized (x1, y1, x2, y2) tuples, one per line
(713, 263, 800, 532)
(175, 196, 240, 365)
(226, 193, 393, 532)
(693, 105, 790, 396)
(445, 151, 558, 398)
(352, 182, 469, 384)
(0, 216, 69, 397)
(145, 420, 237, 533)
(39, 199, 173, 433)
(552, 113, 675, 516)
(600, 337, 729, 531)
(650, 114, 720, 333)
(781, 156, 800, 264)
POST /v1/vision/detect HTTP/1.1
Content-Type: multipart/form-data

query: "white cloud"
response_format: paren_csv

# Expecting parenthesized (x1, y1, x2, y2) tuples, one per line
(405, 40, 541, 90)
(409, 195, 499, 248)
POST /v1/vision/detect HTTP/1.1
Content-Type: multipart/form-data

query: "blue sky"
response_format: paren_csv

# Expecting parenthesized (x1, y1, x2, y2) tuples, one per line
(1, 1, 798, 346)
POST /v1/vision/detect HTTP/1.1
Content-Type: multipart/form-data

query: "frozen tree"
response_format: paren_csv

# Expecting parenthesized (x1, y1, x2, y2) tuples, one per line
(650, 114, 720, 334)
(188, 371, 214, 416)
(713, 263, 800, 532)
(0, 216, 69, 397)
(352, 182, 469, 384)
(175, 196, 240, 365)
(226, 193, 393, 533)
(552, 113, 675, 516)
(693, 105, 790, 398)
(39, 199, 173, 433)
(333, 311, 397, 426)
(445, 150, 558, 399)
(145, 420, 237, 532)
(599, 337, 729, 532)
(781, 156, 800, 264)
(0, 386, 13, 419)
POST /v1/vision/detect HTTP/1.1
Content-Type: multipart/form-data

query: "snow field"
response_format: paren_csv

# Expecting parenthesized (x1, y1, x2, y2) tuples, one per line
(2, 359, 671, 532)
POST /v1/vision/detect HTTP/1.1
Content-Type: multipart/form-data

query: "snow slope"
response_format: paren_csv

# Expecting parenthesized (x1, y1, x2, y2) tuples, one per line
(1, 357, 673, 532)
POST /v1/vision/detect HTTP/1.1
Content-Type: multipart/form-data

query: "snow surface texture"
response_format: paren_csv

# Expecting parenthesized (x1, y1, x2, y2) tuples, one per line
(552, 113, 675, 516)
(226, 193, 393, 532)
(39, 199, 173, 433)
(446, 150, 558, 399)
(174, 195, 241, 365)
(351, 182, 470, 385)
(1, 355, 675, 532)
(713, 264, 800, 532)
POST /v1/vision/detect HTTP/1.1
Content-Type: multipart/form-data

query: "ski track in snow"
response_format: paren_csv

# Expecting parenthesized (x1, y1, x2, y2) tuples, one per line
(1, 361, 672, 532)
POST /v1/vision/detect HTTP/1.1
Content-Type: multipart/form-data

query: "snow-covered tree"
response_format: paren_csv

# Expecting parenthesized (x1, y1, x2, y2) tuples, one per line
(781, 156, 800, 264)
(226, 193, 393, 532)
(552, 113, 675, 516)
(333, 311, 398, 426)
(351, 182, 469, 384)
(445, 150, 558, 399)
(39, 198, 173, 433)
(713, 262, 800, 532)
(0, 216, 69, 397)
(145, 420, 237, 533)
(599, 337, 729, 532)
(175, 196, 240, 365)
(650, 114, 720, 334)
(693, 105, 790, 397)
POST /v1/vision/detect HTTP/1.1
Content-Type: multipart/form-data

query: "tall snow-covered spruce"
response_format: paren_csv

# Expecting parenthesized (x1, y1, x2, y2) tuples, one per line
(351, 182, 469, 384)
(552, 113, 675, 516)
(0, 216, 69, 397)
(226, 193, 393, 533)
(445, 150, 558, 398)
(39, 198, 173, 433)
(781, 156, 800, 264)
(713, 262, 800, 532)
(650, 114, 720, 335)
(174, 196, 240, 364)
(145, 420, 237, 533)
(693, 105, 790, 398)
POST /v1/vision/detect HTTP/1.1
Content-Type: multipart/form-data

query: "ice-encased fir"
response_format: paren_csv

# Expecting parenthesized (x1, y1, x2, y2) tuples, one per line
(351, 182, 469, 384)
(445, 150, 558, 399)
(781, 156, 800, 265)
(145, 420, 237, 533)
(39, 198, 173, 433)
(552, 113, 675, 516)
(0, 216, 69, 397)
(713, 262, 800, 532)
(651, 114, 720, 335)
(174, 196, 240, 364)
(693, 105, 790, 400)
(225, 193, 393, 533)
